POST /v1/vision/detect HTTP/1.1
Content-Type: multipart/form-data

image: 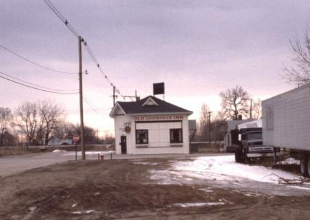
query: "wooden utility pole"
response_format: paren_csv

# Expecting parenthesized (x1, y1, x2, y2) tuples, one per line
(208, 111, 212, 147)
(250, 99, 253, 119)
(78, 36, 86, 160)
(113, 86, 116, 107)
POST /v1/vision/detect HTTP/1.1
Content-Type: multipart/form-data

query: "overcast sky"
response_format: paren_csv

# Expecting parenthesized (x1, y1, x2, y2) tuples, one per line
(1, 0, 309, 136)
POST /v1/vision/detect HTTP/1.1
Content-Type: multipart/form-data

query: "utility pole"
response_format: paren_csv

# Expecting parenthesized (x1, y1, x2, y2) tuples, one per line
(250, 99, 253, 119)
(113, 86, 116, 107)
(78, 36, 86, 160)
(208, 111, 212, 147)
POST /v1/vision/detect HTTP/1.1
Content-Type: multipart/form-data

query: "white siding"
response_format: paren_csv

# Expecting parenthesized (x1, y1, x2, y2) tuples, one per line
(114, 114, 190, 154)
(114, 114, 132, 154)
(136, 122, 181, 147)
(262, 85, 310, 151)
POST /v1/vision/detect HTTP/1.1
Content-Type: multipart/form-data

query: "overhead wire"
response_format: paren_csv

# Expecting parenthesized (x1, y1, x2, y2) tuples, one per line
(0, 72, 78, 95)
(44, 0, 125, 100)
(0, 44, 76, 75)
(0, 71, 78, 93)
(83, 96, 109, 117)
(83, 43, 125, 99)
(44, 0, 80, 37)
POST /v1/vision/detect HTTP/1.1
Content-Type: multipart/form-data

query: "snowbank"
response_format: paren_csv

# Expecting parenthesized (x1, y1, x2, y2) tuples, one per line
(52, 149, 67, 153)
(62, 151, 115, 156)
(171, 156, 300, 184)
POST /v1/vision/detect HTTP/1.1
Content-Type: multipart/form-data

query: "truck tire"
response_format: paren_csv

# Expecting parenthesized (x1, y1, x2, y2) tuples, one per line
(235, 149, 242, 163)
(300, 155, 309, 177)
(243, 149, 249, 164)
(307, 160, 310, 177)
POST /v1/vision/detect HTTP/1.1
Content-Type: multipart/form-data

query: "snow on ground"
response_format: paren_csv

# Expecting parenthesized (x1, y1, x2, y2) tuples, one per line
(62, 151, 115, 156)
(52, 149, 67, 153)
(170, 155, 300, 184)
(173, 202, 225, 208)
(277, 157, 300, 165)
(150, 155, 310, 195)
(134, 162, 158, 165)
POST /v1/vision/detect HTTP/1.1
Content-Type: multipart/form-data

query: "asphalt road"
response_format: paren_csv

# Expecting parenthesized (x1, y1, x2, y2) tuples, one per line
(0, 153, 72, 177)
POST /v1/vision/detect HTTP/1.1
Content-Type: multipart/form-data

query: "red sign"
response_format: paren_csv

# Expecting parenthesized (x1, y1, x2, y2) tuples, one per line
(73, 134, 80, 143)
(134, 115, 184, 122)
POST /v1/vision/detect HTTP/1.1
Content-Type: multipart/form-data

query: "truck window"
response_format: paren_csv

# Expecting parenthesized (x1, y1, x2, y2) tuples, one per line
(246, 132, 262, 140)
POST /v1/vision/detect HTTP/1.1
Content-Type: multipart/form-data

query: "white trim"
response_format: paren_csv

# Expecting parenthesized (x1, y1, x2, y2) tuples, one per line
(128, 112, 192, 116)
(142, 97, 158, 106)
(109, 103, 126, 117)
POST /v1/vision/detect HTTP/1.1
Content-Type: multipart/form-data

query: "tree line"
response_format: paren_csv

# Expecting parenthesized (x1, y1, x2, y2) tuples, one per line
(0, 100, 113, 147)
(197, 86, 262, 142)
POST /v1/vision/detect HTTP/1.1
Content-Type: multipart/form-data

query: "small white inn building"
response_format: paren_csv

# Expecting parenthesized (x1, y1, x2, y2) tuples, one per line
(110, 96, 193, 154)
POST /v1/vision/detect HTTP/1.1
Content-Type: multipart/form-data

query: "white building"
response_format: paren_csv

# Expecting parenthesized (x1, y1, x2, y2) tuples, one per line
(110, 96, 193, 154)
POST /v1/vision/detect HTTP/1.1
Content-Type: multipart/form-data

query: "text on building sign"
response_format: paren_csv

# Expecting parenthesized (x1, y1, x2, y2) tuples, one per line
(134, 115, 184, 121)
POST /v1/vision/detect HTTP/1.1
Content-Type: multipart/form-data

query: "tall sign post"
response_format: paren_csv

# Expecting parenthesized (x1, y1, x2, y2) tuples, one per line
(79, 36, 86, 160)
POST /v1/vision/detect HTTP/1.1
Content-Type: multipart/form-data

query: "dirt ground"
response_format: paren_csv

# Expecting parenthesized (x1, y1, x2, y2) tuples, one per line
(1, 157, 310, 220)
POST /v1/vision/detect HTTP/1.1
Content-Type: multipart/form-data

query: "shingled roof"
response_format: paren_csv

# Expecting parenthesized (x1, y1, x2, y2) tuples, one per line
(110, 96, 192, 117)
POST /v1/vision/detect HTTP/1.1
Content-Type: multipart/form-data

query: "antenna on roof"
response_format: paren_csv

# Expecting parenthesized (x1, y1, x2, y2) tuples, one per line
(123, 90, 139, 102)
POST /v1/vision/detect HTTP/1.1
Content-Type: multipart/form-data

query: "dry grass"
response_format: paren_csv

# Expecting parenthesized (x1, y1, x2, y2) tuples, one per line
(0, 146, 41, 157)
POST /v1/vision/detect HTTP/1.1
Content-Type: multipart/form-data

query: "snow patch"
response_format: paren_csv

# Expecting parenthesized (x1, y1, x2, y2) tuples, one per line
(53, 149, 67, 153)
(29, 206, 36, 213)
(134, 162, 158, 165)
(72, 210, 94, 215)
(199, 188, 214, 193)
(173, 202, 225, 207)
(63, 151, 115, 156)
(277, 157, 300, 165)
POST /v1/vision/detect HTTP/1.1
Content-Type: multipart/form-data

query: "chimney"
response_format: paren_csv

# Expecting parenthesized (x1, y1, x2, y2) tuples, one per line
(238, 115, 242, 120)
(136, 96, 140, 102)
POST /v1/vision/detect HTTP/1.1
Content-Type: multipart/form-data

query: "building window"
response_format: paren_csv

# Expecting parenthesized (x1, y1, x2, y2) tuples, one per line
(170, 129, 182, 143)
(136, 130, 148, 144)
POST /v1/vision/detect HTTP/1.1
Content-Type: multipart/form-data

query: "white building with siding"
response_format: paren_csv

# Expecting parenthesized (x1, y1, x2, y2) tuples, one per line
(110, 96, 193, 154)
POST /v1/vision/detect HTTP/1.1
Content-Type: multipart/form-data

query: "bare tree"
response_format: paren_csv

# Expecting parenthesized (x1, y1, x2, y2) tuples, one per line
(14, 100, 65, 147)
(211, 111, 227, 148)
(282, 29, 310, 86)
(0, 107, 13, 147)
(252, 99, 262, 119)
(38, 100, 65, 145)
(219, 86, 250, 120)
(14, 102, 38, 148)
(198, 103, 210, 140)
(54, 122, 75, 139)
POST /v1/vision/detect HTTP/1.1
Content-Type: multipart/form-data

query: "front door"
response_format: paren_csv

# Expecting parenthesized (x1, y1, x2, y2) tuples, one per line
(121, 136, 127, 154)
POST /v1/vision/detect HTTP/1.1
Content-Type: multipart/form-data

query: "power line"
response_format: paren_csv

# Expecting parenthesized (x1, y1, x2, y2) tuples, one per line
(44, 0, 80, 37)
(83, 96, 109, 117)
(44, 0, 125, 100)
(0, 44, 76, 75)
(67, 108, 111, 113)
(83, 43, 125, 99)
(0, 71, 78, 92)
(0, 71, 78, 95)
